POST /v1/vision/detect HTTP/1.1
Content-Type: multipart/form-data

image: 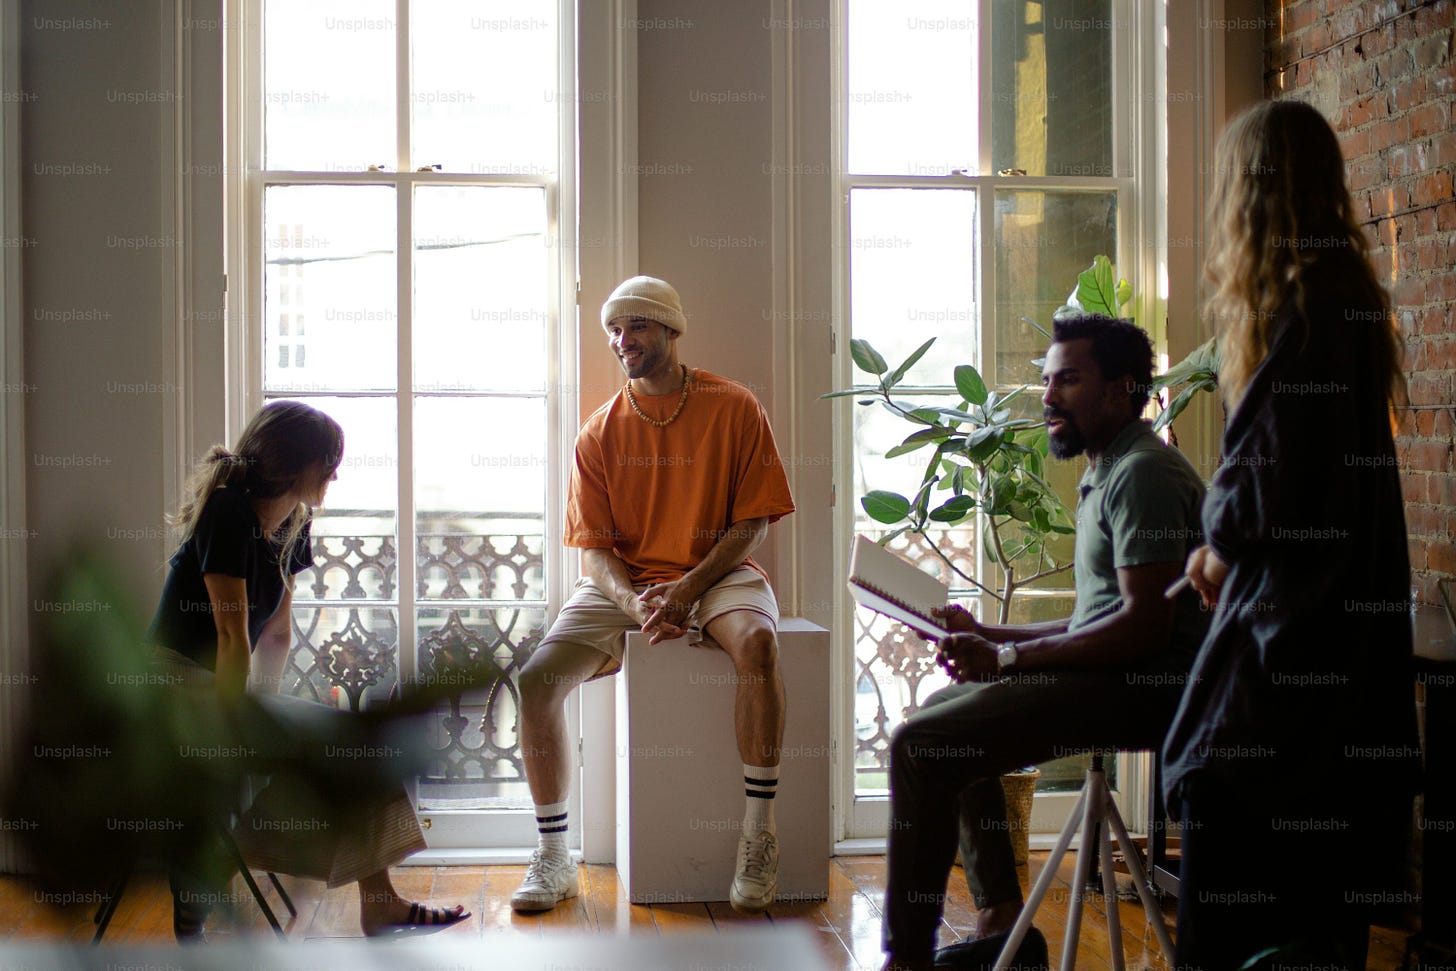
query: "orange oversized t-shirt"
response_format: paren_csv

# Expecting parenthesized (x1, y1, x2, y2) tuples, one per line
(564, 369, 796, 586)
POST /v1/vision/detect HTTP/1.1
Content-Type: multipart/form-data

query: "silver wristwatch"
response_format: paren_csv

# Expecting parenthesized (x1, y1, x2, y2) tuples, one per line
(996, 643, 1019, 673)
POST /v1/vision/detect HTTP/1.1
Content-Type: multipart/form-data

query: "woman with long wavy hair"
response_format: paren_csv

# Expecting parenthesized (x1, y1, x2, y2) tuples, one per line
(1163, 100, 1419, 969)
(149, 400, 467, 941)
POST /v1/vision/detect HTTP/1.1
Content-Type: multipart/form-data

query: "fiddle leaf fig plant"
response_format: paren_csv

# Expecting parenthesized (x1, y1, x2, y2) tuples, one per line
(824, 338, 1075, 625)
(1033, 254, 1220, 434)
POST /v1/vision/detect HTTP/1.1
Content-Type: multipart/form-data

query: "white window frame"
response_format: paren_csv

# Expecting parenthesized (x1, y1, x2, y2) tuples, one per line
(222, 0, 582, 856)
(830, 0, 1165, 847)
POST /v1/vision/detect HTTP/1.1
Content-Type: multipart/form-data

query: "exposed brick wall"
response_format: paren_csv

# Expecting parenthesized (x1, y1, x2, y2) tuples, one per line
(1265, 0, 1455, 602)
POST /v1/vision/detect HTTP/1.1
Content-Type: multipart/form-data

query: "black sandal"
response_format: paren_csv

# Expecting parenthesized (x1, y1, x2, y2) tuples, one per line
(366, 901, 470, 939)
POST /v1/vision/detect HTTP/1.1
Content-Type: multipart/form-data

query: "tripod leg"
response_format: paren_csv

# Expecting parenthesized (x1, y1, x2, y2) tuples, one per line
(1062, 770, 1103, 971)
(1103, 795, 1177, 961)
(1098, 786, 1126, 971)
(994, 784, 1088, 971)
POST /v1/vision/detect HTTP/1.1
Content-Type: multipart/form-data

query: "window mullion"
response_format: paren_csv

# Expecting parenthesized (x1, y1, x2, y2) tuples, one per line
(976, 0, 992, 178)
(395, 0, 416, 684)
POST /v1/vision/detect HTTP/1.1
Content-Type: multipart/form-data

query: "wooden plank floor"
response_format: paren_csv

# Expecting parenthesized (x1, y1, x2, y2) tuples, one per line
(0, 854, 1411, 969)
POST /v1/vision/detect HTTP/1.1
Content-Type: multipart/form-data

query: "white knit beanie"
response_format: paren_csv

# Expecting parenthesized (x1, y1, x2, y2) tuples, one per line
(600, 276, 687, 336)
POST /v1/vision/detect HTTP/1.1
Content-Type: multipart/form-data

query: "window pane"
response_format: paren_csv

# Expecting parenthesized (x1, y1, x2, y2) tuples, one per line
(413, 396, 547, 599)
(413, 186, 549, 392)
(264, 0, 396, 171)
(847, 0, 976, 175)
(285, 605, 399, 711)
(264, 186, 397, 392)
(991, 0, 1113, 177)
(283, 395, 399, 564)
(415, 604, 545, 810)
(850, 188, 976, 385)
(411, 0, 558, 174)
(993, 189, 1117, 386)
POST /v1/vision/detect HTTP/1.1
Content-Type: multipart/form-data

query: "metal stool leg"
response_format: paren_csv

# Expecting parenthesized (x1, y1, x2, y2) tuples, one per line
(994, 785, 1088, 971)
(268, 872, 297, 917)
(1061, 765, 1103, 971)
(91, 864, 132, 944)
(994, 755, 1177, 970)
(1098, 781, 1126, 971)
(1102, 787, 1177, 960)
(216, 823, 288, 940)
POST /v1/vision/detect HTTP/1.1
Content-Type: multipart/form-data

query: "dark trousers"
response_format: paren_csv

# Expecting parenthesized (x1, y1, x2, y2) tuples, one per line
(1175, 772, 1381, 971)
(882, 667, 1184, 963)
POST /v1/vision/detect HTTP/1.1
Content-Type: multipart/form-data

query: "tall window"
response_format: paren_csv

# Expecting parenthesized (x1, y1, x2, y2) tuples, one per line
(841, 0, 1143, 822)
(240, 0, 572, 843)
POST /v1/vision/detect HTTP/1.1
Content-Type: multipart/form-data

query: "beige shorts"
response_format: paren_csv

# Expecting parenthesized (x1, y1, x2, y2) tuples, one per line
(539, 566, 780, 677)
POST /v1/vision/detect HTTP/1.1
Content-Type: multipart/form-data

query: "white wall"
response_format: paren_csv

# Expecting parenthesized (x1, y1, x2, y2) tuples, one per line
(21, 0, 181, 612)
(626, 0, 836, 626)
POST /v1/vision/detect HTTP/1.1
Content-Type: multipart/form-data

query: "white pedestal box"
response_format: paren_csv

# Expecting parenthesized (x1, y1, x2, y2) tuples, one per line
(614, 618, 831, 904)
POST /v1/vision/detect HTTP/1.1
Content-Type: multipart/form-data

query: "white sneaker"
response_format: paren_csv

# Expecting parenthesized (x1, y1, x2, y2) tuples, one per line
(729, 830, 779, 914)
(510, 849, 579, 912)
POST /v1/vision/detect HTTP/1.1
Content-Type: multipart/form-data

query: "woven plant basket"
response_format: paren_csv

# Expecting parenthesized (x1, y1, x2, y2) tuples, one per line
(1000, 768, 1041, 866)
(952, 768, 1043, 869)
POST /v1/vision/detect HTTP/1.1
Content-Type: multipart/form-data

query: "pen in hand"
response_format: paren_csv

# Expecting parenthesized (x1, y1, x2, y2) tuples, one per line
(1164, 575, 1192, 599)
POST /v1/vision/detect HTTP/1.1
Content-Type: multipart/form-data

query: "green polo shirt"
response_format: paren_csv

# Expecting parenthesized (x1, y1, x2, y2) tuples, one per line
(1068, 420, 1208, 665)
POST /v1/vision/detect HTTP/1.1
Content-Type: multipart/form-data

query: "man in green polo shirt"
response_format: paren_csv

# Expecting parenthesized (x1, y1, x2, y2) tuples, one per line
(880, 315, 1209, 971)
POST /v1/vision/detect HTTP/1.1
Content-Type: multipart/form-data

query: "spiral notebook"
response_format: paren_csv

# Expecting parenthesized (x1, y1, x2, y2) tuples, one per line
(848, 534, 953, 640)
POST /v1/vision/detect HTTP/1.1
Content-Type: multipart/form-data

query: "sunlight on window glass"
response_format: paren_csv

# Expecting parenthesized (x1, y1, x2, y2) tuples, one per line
(412, 0, 558, 174)
(264, 0, 396, 170)
(413, 186, 549, 392)
(264, 186, 397, 392)
(990, 0, 1113, 177)
(846, 0, 976, 175)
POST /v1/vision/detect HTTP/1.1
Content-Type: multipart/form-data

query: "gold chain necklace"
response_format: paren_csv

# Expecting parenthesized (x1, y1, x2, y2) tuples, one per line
(625, 365, 693, 427)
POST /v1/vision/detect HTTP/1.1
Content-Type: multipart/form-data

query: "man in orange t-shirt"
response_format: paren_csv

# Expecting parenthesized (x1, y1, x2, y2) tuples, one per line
(511, 276, 796, 917)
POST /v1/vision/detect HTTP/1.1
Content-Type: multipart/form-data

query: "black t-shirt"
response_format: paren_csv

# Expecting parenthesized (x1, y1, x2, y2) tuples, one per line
(146, 486, 314, 671)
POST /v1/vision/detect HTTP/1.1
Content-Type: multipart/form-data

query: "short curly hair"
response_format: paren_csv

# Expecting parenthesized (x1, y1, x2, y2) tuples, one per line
(1051, 314, 1154, 413)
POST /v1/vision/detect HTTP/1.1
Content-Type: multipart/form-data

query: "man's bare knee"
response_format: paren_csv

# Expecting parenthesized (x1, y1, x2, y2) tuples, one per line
(729, 626, 779, 678)
(519, 645, 603, 710)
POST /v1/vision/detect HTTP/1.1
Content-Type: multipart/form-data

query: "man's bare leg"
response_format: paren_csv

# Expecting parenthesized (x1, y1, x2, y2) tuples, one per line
(704, 609, 785, 766)
(512, 639, 614, 911)
(705, 609, 785, 913)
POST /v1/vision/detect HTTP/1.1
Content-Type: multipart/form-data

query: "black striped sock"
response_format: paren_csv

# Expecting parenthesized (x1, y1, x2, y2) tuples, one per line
(535, 800, 568, 855)
(743, 764, 779, 834)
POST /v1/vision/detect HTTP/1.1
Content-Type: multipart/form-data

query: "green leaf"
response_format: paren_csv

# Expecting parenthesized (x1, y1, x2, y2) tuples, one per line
(926, 405, 978, 423)
(884, 426, 953, 459)
(998, 386, 1027, 409)
(1154, 337, 1221, 389)
(954, 365, 989, 405)
(1032, 506, 1051, 532)
(820, 386, 877, 399)
(989, 478, 1016, 514)
(1020, 315, 1053, 340)
(876, 525, 910, 547)
(850, 338, 889, 375)
(861, 490, 911, 524)
(1075, 255, 1119, 318)
(983, 521, 1000, 564)
(885, 337, 937, 390)
(1115, 277, 1133, 311)
(880, 401, 936, 426)
(1008, 501, 1033, 522)
(1152, 376, 1216, 432)
(967, 431, 1002, 463)
(928, 495, 977, 523)
(857, 399, 876, 406)
(952, 465, 967, 495)
(911, 480, 935, 520)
